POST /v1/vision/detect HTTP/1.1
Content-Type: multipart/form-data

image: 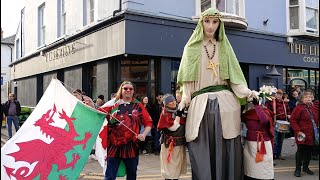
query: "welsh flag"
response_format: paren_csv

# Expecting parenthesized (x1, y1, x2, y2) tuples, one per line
(1, 78, 106, 180)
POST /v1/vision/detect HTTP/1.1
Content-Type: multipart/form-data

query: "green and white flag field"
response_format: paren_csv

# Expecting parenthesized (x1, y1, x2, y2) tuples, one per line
(1, 78, 106, 180)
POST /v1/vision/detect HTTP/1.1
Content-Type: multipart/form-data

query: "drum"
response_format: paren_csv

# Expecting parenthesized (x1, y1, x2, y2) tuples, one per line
(275, 120, 290, 133)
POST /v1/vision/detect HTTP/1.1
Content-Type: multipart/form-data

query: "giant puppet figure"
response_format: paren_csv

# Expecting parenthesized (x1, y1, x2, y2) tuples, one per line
(177, 8, 258, 180)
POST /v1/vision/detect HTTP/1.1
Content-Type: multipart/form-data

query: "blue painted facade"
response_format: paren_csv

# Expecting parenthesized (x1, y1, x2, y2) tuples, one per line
(125, 0, 195, 21)
(123, 12, 318, 91)
(246, 0, 287, 34)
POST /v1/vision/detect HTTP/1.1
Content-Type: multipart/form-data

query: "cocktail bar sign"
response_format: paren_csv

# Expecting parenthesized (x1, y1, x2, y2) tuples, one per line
(289, 43, 319, 63)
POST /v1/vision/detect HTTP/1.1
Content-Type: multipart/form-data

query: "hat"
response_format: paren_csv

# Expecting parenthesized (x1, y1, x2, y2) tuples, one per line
(98, 95, 105, 101)
(162, 94, 175, 106)
(276, 89, 283, 94)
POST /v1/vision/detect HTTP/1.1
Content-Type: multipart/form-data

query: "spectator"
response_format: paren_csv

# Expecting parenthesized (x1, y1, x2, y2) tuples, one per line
(158, 94, 187, 180)
(289, 90, 299, 111)
(139, 96, 153, 155)
(305, 89, 319, 160)
(266, 89, 291, 160)
(151, 92, 164, 155)
(110, 93, 116, 100)
(95, 95, 106, 108)
(72, 89, 98, 160)
(290, 92, 318, 177)
(99, 81, 153, 180)
(3, 93, 21, 139)
(175, 89, 182, 104)
(294, 85, 302, 96)
(176, 8, 258, 180)
(1, 103, 6, 128)
(283, 93, 289, 103)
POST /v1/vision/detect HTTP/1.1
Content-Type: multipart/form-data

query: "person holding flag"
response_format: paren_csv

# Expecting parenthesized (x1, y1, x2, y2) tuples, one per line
(98, 81, 153, 180)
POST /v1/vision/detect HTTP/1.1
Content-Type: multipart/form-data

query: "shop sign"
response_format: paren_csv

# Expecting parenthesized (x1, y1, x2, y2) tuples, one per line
(45, 42, 76, 64)
(289, 43, 319, 63)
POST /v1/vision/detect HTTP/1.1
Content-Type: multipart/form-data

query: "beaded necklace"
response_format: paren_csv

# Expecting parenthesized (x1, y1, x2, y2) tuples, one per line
(203, 43, 216, 60)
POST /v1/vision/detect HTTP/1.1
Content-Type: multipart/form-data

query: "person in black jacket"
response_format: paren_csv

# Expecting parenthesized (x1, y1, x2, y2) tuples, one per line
(3, 93, 21, 139)
(151, 92, 163, 155)
(1, 103, 5, 128)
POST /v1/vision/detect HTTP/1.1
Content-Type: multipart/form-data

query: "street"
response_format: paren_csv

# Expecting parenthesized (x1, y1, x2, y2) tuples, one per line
(2, 127, 318, 180)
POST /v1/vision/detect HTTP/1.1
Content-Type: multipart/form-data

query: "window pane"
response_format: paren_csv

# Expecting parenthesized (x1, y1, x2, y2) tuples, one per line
(62, 0, 65, 13)
(289, 0, 299, 6)
(89, 0, 94, 22)
(201, 0, 211, 12)
(150, 59, 155, 80)
(226, 0, 239, 15)
(289, 7, 299, 29)
(171, 61, 180, 82)
(306, 8, 317, 29)
(121, 60, 149, 81)
(62, 14, 66, 35)
(216, 0, 225, 12)
(306, 0, 318, 8)
(310, 70, 315, 85)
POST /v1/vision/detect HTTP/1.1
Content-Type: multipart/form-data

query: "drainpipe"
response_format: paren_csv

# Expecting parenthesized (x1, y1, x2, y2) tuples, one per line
(5, 44, 13, 62)
(113, 0, 122, 17)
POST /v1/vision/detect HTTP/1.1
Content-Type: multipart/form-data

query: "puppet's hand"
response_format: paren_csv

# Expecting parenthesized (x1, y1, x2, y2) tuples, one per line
(178, 99, 187, 111)
(247, 90, 259, 102)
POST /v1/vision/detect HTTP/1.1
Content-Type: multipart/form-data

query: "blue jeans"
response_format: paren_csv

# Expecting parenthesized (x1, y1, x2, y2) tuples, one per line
(154, 130, 161, 152)
(7, 116, 20, 138)
(104, 157, 138, 180)
(274, 129, 285, 157)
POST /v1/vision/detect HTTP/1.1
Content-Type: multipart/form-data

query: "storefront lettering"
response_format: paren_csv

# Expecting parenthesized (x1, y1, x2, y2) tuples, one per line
(303, 56, 319, 63)
(289, 43, 319, 64)
(45, 42, 76, 62)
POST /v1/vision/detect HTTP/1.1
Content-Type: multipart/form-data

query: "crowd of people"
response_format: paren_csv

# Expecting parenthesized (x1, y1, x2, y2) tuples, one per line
(1, 7, 319, 180)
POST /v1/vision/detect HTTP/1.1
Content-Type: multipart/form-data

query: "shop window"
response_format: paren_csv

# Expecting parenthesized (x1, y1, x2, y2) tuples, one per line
(284, 68, 319, 98)
(119, 59, 156, 102)
(287, 0, 319, 36)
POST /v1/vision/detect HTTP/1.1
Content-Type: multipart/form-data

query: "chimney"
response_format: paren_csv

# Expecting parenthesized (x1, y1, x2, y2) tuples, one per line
(1, 28, 3, 39)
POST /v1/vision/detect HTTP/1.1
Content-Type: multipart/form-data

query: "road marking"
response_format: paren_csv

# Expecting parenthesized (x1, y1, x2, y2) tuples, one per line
(274, 167, 318, 173)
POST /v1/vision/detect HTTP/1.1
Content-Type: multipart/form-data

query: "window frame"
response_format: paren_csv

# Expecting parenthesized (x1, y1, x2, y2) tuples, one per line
(286, 0, 319, 36)
(16, 38, 20, 59)
(38, 3, 46, 47)
(89, 0, 95, 23)
(61, 0, 66, 36)
(197, 0, 245, 18)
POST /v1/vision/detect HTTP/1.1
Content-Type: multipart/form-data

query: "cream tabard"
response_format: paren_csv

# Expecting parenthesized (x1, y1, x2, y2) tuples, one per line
(181, 38, 255, 141)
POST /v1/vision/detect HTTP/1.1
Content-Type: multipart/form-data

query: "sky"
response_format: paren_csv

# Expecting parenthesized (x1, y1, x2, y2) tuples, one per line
(1, 0, 25, 38)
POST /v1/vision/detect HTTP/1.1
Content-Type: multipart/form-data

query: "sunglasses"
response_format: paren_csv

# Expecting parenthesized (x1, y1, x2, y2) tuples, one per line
(123, 87, 133, 91)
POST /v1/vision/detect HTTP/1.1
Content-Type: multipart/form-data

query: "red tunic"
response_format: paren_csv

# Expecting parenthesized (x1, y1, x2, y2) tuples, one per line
(98, 99, 153, 158)
(242, 106, 275, 149)
(290, 104, 319, 145)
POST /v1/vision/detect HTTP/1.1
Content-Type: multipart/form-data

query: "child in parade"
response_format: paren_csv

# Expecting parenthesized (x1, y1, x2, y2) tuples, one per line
(242, 98, 275, 180)
(158, 94, 187, 180)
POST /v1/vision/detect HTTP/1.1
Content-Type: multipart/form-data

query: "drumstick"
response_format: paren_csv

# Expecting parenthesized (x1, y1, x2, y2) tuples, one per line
(275, 113, 284, 117)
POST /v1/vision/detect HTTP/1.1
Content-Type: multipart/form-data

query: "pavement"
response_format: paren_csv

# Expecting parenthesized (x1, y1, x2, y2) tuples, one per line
(1, 126, 319, 180)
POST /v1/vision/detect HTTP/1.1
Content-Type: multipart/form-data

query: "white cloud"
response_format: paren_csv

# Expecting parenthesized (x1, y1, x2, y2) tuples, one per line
(1, 0, 25, 38)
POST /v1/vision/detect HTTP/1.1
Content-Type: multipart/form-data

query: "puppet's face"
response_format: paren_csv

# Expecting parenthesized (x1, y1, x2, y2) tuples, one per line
(202, 17, 220, 38)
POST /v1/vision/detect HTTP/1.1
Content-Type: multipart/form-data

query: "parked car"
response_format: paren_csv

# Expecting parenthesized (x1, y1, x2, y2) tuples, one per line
(18, 106, 34, 127)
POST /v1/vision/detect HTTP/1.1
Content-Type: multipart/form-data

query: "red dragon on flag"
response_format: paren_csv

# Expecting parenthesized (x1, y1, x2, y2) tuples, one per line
(4, 104, 92, 180)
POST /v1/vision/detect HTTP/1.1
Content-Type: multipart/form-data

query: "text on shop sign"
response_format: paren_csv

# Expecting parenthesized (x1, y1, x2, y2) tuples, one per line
(45, 43, 76, 62)
(289, 43, 319, 63)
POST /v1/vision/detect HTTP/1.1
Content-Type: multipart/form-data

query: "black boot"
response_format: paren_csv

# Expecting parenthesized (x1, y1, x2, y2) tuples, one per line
(294, 168, 301, 177)
(295, 147, 303, 177)
(302, 168, 314, 175)
(302, 147, 313, 175)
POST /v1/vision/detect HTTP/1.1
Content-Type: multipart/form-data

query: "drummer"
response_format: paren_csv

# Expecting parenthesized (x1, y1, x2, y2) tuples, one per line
(266, 89, 291, 160)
